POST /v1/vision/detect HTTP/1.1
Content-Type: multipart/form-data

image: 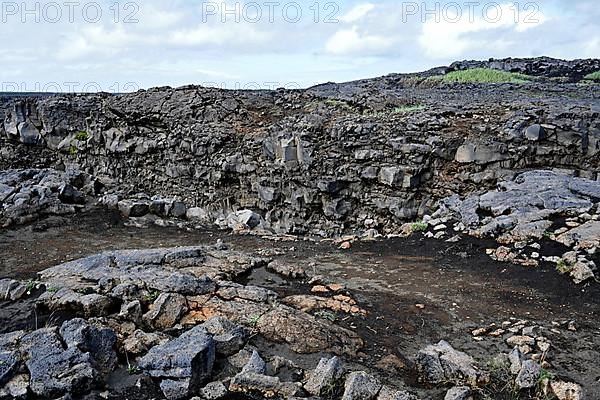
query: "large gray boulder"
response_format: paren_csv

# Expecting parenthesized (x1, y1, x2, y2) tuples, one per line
(341, 371, 382, 400)
(416, 341, 483, 386)
(454, 142, 508, 164)
(525, 124, 546, 141)
(557, 221, 600, 249)
(305, 356, 344, 396)
(59, 319, 118, 377)
(138, 325, 216, 398)
(201, 317, 248, 356)
(515, 360, 541, 389)
(20, 328, 98, 397)
(118, 199, 150, 217)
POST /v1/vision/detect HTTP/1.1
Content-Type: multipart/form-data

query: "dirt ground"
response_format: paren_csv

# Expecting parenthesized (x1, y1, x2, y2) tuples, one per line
(1, 209, 599, 399)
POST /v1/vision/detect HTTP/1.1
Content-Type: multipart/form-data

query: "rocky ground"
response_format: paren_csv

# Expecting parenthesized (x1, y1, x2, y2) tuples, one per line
(1, 57, 599, 399)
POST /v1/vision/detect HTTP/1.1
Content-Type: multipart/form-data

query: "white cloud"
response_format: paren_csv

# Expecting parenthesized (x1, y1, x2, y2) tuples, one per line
(0, 0, 596, 90)
(340, 3, 375, 23)
(418, 3, 548, 59)
(169, 23, 271, 47)
(137, 6, 184, 29)
(325, 27, 394, 56)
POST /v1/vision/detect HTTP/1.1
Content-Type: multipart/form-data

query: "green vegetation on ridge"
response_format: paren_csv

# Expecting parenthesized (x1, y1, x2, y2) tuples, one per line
(429, 68, 532, 84)
(584, 71, 600, 82)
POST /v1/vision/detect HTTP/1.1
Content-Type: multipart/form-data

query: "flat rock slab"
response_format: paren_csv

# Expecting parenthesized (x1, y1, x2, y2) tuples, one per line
(39, 247, 217, 296)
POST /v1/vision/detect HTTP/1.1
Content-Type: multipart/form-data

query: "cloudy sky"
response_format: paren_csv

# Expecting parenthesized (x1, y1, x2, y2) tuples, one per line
(1, 0, 598, 92)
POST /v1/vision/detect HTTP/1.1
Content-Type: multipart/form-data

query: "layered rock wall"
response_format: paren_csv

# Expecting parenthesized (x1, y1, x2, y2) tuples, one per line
(1, 59, 599, 234)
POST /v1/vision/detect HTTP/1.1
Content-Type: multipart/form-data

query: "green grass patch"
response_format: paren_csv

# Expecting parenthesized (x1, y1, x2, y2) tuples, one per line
(584, 71, 600, 82)
(392, 104, 425, 113)
(246, 314, 261, 327)
(556, 259, 574, 275)
(323, 98, 353, 111)
(430, 68, 532, 84)
(144, 289, 161, 303)
(410, 221, 429, 233)
(74, 131, 89, 141)
(364, 104, 425, 118)
(314, 310, 337, 322)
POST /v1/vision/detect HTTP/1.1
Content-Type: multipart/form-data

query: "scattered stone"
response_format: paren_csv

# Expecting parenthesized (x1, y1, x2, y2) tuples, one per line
(241, 351, 267, 375)
(342, 371, 382, 400)
(143, 293, 188, 329)
(515, 360, 541, 389)
(508, 347, 524, 374)
(525, 124, 546, 141)
(118, 200, 150, 218)
(0, 279, 27, 301)
(416, 341, 484, 386)
(506, 335, 535, 347)
(377, 386, 419, 400)
(0, 350, 19, 386)
(267, 260, 307, 279)
(570, 261, 595, 284)
(0, 374, 29, 399)
(550, 381, 584, 400)
(59, 319, 118, 377)
(123, 330, 170, 355)
(444, 386, 472, 400)
(305, 356, 344, 396)
(201, 317, 247, 356)
(199, 381, 228, 400)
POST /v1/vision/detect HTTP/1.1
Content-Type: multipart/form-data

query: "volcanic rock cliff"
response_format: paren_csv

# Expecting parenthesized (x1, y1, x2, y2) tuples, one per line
(1, 57, 599, 235)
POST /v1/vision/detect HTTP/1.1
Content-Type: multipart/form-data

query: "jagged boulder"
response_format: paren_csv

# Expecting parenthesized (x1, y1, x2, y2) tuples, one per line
(416, 341, 485, 386)
(59, 319, 118, 377)
(304, 356, 344, 396)
(138, 325, 216, 399)
(20, 328, 98, 398)
(341, 371, 382, 400)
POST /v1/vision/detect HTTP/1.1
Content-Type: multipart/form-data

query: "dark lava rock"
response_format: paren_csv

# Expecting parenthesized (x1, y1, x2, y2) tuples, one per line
(201, 316, 248, 356)
(20, 328, 98, 397)
(138, 325, 215, 397)
(0, 350, 19, 386)
(59, 318, 118, 377)
(58, 183, 85, 204)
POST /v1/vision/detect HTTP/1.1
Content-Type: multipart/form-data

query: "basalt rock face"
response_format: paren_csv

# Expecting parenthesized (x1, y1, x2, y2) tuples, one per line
(446, 56, 600, 81)
(1, 58, 599, 235)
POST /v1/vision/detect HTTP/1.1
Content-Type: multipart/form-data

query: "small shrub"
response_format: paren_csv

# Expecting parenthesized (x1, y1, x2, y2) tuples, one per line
(411, 221, 429, 232)
(584, 71, 600, 82)
(127, 364, 140, 375)
(246, 314, 261, 327)
(25, 280, 39, 295)
(68, 146, 78, 156)
(74, 131, 89, 141)
(538, 368, 554, 384)
(478, 358, 520, 399)
(314, 310, 337, 322)
(556, 259, 574, 275)
(144, 290, 161, 303)
(429, 68, 531, 84)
